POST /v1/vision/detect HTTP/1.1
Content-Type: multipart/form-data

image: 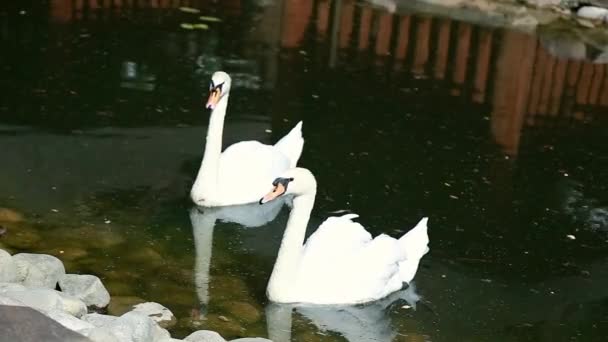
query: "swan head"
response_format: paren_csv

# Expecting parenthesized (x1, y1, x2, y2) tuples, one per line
(206, 71, 232, 110)
(259, 168, 317, 204)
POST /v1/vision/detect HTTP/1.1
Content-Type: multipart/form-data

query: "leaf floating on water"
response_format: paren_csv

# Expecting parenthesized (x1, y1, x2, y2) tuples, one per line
(180, 23, 208, 30)
(179, 7, 200, 13)
(199, 16, 222, 22)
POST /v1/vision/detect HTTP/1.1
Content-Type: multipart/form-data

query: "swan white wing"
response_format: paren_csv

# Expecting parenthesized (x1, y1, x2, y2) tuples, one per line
(216, 141, 291, 205)
(296, 215, 424, 304)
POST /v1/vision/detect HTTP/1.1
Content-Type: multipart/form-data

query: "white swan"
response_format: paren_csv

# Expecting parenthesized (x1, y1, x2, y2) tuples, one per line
(259, 168, 430, 304)
(191, 71, 304, 207)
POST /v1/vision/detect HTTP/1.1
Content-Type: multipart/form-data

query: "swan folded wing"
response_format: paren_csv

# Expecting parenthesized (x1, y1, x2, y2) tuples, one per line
(218, 141, 292, 204)
(397, 218, 430, 283)
(273, 121, 304, 168)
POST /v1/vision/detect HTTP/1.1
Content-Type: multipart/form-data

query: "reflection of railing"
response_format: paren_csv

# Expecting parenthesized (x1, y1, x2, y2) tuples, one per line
(50, 0, 241, 22)
(280, 0, 608, 154)
(283, 0, 608, 120)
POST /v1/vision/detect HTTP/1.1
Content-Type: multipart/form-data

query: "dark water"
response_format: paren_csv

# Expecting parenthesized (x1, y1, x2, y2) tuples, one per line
(1, 0, 608, 341)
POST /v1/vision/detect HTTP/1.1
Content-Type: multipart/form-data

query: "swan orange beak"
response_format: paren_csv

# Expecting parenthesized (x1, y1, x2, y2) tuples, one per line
(206, 88, 221, 110)
(259, 183, 286, 205)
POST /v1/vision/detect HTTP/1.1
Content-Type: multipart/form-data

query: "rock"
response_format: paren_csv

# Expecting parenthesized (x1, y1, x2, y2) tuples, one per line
(0, 250, 18, 283)
(0, 294, 27, 306)
(184, 330, 227, 342)
(0, 208, 24, 222)
(2, 288, 87, 317)
(85, 327, 121, 342)
(107, 295, 147, 316)
(110, 311, 171, 342)
(0, 305, 90, 342)
(44, 309, 95, 333)
(0, 282, 26, 293)
(218, 301, 262, 324)
(577, 6, 608, 22)
(230, 339, 272, 342)
(131, 302, 177, 329)
(82, 312, 119, 327)
(13, 253, 66, 288)
(59, 274, 111, 309)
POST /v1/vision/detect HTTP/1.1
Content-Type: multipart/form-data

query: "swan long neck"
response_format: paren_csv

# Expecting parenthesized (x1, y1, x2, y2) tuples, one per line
(267, 192, 316, 301)
(192, 95, 229, 202)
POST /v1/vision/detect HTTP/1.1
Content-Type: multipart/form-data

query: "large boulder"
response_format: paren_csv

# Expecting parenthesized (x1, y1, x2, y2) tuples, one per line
(12, 253, 66, 288)
(59, 274, 110, 309)
(230, 339, 273, 342)
(0, 282, 26, 293)
(184, 330, 227, 342)
(84, 327, 121, 342)
(44, 309, 95, 334)
(0, 305, 91, 342)
(82, 311, 170, 342)
(130, 302, 177, 329)
(0, 249, 18, 283)
(1, 288, 87, 317)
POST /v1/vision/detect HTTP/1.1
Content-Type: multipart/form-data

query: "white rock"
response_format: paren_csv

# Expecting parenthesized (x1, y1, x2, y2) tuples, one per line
(85, 327, 121, 342)
(0, 294, 26, 306)
(230, 339, 273, 342)
(131, 302, 176, 328)
(59, 274, 111, 308)
(185, 330, 227, 342)
(81, 313, 119, 328)
(2, 288, 87, 317)
(0, 249, 18, 283)
(13, 253, 66, 288)
(0, 282, 26, 293)
(100, 311, 171, 342)
(577, 6, 608, 22)
(44, 309, 95, 333)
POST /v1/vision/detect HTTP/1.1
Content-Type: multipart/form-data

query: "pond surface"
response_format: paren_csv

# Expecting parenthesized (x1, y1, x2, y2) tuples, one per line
(1, 0, 608, 341)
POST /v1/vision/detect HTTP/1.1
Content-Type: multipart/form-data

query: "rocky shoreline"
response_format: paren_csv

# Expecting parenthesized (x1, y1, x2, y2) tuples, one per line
(0, 248, 271, 342)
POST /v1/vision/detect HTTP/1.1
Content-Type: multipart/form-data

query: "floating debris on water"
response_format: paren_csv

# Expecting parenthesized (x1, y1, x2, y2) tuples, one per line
(566, 234, 576, 240)
(402, 305, 412, 309)
(180, 23, 209, 30)
(179, 7, 200, 13)
(199, 16, 222, 22)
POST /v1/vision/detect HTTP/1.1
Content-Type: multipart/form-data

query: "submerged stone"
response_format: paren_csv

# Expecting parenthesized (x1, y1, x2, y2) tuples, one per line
(217, 301, 262, 324)
(0, 208, 24, 222)
(107, 295, 147, 316)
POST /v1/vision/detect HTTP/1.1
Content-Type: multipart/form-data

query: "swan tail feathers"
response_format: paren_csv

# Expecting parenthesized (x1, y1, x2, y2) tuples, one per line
(397, 217, 430, 283)
(274, 121, 304, 167)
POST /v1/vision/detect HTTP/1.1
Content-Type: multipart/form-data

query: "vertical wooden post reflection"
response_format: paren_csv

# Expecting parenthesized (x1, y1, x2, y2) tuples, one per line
(549, 59, 567, 116)
(451, 23, 472, 96)
(375, 13, 393, 56)
(281, 0, 313, 48)
(588, 64, 604, 105)
(317, 0, 330, 38)
(526, 46, 547, 121)
(472, 29, 492, 103)
(538, 55, 556, 116)
(600, 66, 608, 106)
(393, 15, 411, 71)
(434, 19, 451, 80)
(491, 31, 537, 156)
(339, 0, 354, 48)
(412, 17, 431, 75)
(575, 63, 594, 119)
(358, 7, 372, 50)
(51, 0, 73, 22)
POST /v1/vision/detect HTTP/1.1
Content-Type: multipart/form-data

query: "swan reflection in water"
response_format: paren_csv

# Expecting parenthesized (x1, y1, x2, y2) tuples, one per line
(190, 202, 424, 341)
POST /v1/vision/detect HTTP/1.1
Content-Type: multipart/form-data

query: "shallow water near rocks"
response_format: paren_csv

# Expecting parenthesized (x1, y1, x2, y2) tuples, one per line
(1, 0, 608, 341)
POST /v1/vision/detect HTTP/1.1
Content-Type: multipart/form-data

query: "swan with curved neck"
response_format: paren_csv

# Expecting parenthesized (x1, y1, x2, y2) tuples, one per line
(191, 71, 304, 207)
(260, 168, 430, 304)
